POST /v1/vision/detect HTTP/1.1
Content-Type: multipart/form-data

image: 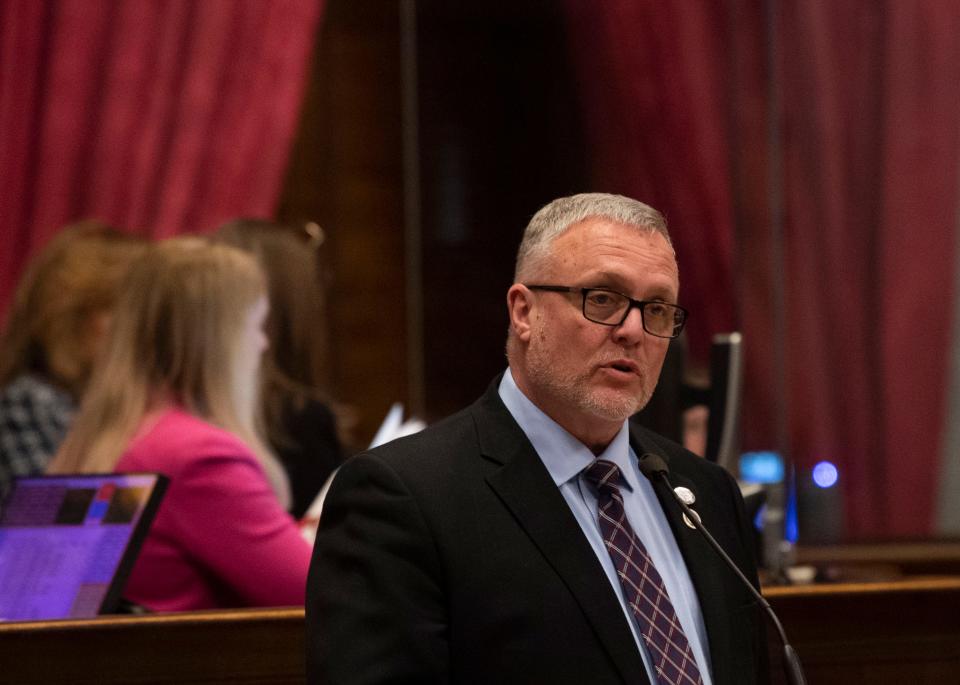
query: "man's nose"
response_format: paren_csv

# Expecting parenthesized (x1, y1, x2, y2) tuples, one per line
(612, 304, 646, 343)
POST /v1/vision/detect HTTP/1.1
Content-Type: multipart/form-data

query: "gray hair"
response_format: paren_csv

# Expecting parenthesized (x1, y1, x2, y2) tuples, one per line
(514, 193, 672, 280)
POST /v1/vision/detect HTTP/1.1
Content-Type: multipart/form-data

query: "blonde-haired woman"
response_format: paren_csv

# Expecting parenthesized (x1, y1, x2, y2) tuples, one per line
(213, 218, 347, 518)
(49, 237, 311, 611)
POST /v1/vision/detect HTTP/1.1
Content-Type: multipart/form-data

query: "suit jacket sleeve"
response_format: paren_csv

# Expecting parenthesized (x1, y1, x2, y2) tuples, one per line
(306, 451, 448, 684)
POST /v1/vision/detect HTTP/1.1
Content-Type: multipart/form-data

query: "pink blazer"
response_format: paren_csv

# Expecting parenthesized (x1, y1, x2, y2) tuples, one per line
(117, 408, 311, 611)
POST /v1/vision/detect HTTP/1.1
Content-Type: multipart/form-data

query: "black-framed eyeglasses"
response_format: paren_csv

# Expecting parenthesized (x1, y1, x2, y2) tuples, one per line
(525, 284, 688, 339)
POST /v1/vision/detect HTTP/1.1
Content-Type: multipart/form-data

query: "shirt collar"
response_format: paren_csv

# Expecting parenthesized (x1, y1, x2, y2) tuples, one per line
(498, 368, 637, 491)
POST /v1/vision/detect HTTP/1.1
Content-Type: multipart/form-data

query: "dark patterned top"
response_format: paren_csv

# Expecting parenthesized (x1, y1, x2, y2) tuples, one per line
(0, 374, 75, 500)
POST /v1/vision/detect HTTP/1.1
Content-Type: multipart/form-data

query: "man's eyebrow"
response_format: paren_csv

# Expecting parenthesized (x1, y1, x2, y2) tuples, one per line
(582, 271, 630, 289)
(582, 273, 678, 301)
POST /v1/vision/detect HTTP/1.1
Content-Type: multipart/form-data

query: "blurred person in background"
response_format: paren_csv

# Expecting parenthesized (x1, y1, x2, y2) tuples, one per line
(0, 221, 146, 499)
(214, 218, 345, 519)
(49, 238, 312, 611)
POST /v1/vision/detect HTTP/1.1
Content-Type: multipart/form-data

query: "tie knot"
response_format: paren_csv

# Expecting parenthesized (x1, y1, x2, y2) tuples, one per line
(583, 459, 622, 490)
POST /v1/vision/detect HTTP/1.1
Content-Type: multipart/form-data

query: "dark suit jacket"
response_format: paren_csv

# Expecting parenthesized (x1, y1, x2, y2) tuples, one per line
(307, 379, 767, 684)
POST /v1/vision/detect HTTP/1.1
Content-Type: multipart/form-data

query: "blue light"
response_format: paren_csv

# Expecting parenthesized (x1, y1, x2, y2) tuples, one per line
(753, 503, 765, 532)
(812, 461, 839, 488)
(785, 476, 799, 543)
(739, 451, 784, 484)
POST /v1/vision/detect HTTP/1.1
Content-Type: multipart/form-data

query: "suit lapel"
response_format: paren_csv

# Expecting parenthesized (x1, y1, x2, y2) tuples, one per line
(629, 427, 741, 685)
(472, 387, 648, 685)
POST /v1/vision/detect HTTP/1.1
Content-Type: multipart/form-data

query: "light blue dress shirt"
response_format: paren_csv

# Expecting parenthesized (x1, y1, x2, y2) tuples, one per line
(499, 369, 713, 684)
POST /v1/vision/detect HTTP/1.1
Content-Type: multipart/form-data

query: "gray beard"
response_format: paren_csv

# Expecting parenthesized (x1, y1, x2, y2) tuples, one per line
(524, 346, 655, 424)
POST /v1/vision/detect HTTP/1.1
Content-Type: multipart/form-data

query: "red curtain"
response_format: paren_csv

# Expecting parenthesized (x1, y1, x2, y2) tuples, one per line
(565, 0, 960, 537)
(770, 2, 960, 537)
(0, 0, 323, 317)
(563, 0, 737, 366)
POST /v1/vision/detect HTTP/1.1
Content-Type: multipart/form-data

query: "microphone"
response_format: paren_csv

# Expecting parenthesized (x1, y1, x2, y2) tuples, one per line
(638, 453, 807, 685)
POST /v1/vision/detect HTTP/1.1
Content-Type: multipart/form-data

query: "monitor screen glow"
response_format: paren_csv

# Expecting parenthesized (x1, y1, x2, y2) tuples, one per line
(0, 473, 165, 622)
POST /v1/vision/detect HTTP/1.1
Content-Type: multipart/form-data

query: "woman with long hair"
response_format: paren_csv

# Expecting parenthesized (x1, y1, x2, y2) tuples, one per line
(49, 237, 311, 610)
(0, 221, 146, 498)
(214, 219, 346, 518)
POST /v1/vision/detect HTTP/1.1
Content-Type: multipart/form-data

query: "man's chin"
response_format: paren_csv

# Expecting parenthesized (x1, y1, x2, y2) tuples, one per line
(579, 389, 645, 423)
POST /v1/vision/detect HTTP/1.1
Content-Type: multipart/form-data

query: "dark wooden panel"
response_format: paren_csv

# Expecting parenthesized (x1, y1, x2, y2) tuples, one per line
(279, 1, 590, 442)
(0, 608, 305, 685)
(766, 578, 960, 684)
(278, 0, 406, 448)
(416, 0, 589, 421)
(3, 579, 960, 684)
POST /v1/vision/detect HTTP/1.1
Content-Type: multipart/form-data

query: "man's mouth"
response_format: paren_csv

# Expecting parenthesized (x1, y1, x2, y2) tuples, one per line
(603, 359, 640, 375)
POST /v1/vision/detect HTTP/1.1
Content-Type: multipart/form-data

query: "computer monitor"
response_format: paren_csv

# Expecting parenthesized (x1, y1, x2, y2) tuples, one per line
(0, 473, 167, 622)
(704, 332, 744, 472)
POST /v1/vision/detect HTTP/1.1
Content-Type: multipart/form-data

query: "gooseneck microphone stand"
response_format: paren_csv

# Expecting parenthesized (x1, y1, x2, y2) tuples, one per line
(638, 453, 807, 685)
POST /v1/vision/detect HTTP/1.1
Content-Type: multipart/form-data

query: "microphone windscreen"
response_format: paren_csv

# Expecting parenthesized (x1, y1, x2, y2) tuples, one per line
(638, 453, 669, 479)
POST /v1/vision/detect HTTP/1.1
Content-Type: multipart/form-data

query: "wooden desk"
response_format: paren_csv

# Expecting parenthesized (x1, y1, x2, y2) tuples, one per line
(766, 577, 960, 684)
(796, 540, 960, 577)
(0, 607, 305, 685)
(2, 579, 959, 684)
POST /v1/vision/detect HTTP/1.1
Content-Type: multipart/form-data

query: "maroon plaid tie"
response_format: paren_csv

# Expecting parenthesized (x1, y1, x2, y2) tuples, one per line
(584, 459, 704, 685)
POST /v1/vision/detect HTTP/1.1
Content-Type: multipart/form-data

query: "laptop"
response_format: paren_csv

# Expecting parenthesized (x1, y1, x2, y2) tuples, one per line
(0, 473, 167, 622)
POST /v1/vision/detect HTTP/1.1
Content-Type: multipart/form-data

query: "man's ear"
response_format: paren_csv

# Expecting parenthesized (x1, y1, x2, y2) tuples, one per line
(507, 284, 534, 342)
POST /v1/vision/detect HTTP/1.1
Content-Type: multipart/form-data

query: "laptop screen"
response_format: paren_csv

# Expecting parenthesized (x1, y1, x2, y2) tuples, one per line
(0, 473, 167, 622)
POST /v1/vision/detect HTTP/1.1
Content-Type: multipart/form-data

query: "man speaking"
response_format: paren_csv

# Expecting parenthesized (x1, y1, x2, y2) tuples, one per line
(306, 193, 766, 684)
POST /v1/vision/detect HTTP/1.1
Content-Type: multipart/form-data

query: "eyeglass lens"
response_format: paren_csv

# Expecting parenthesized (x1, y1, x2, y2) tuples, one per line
(582, 290, 681, 337)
